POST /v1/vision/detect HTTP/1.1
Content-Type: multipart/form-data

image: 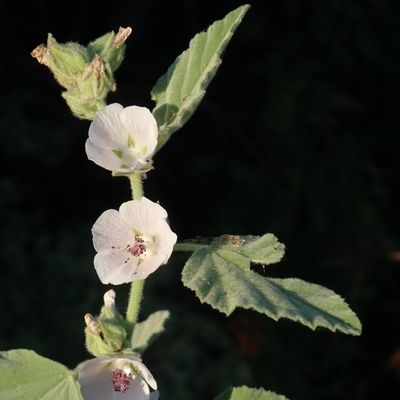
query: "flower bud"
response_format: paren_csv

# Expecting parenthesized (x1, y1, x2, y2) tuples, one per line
(87, 27, 132, 71)
(32, 27, 131, 120)
(103, 289, 116, 310)
(84, 291, 128, 357)
(79, 56, 115, 100)
(84, 313, 115, 356)
(31, 34, 88, 90)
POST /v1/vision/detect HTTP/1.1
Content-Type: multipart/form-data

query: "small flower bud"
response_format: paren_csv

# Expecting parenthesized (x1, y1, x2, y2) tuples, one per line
(32, 34, 89, 89)
(84, 291, 127, 357)
(103, 289, 116, 309)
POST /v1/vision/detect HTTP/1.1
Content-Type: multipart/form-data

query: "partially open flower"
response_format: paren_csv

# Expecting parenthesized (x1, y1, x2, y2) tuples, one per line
(92, 197, 177, 284)
(85, 103, 158, 174)
(79, 355, 158, 400)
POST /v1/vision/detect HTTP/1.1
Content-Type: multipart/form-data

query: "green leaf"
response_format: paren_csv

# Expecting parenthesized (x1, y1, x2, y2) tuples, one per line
(131, 310, 170, 353)
(182, 235, 362, 335)
(239, 234, 285, 264)
(0, 349, 82, 400)
(215, 386, 289, 400)
(151, 4, 250, 150)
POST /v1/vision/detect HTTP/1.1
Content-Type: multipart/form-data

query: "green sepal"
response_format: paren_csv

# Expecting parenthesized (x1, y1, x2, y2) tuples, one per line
(61, 56, 116, 119)
(77, 57, 115, 99)
(84, 297, 128, 357)
(45, 34, 88, 89)
(62, 90, 106, 120)
(33, 27, 131, 120)
(84, 326, 116, 357)
(87, 29, 129, 72)
(97, 305, 127, 352)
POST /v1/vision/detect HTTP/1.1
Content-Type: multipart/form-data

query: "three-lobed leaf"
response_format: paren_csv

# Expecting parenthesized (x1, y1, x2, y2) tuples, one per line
(0, 349, 82, 400)
(131, 310, 170, 353)
(215, 386, 289, 400)
(151, 4, 250, 150)
(182, 235, 362, 335)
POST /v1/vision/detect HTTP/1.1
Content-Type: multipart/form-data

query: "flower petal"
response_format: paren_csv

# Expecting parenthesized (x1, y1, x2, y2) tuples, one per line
(154, 221, 178, 263)
(94, 251, 139, 285)
(120, 106, 158, 158)
(89, 103, 127, 149)
(85, 139, 122, 171)
(79, 358, 117, 400)
(134, 254, 166, 280)
(129, 358, 158, 390)
(125, 378, 150, 400)
(119, 197, 168, 234)
(79, 357, 151, 400)
(92, 210, 132, 254)
(150, 391, 159, 400)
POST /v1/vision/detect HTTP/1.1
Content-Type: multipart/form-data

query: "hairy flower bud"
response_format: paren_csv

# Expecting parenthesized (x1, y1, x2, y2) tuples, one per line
(84, 290, 128, 357)
(31, 27, 131, 120)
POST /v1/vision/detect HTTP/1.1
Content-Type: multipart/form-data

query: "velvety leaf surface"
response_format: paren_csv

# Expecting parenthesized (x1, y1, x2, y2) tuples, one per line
(215, 386, 288, 400)
(151, 5, 250, 149)
(182, 235, 361, 335)
(0, 349, 82, 400)
(131, 310, 170, 353)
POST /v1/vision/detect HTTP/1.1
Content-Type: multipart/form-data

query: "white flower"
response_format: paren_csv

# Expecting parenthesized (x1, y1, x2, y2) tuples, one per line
(85, 103, 158, 173)
(79, 355, 158, 400)
(92, 197, 177, 284)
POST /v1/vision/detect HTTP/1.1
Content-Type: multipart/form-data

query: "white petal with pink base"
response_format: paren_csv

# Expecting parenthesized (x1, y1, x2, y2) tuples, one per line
(79, 355, 158, 400)
(92, 197, 177, 284)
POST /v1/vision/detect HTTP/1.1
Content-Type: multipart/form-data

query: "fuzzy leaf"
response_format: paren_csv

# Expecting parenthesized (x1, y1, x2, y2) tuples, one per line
(131, 311, 170, 353)
(151, 4, 250, 150)
(0, 349, 82, 400)
(215, 386, 289, 400)
(182, 236, 362, 335)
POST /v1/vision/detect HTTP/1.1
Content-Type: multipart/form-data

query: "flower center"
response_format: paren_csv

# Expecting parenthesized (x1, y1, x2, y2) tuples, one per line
(112, 368, 133, 393)
(127, 235, 147, 257)
(121, 147, 144, 168)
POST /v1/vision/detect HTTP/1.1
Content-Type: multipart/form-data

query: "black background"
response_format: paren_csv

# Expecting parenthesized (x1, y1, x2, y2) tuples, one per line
(1, 1, 400, 399)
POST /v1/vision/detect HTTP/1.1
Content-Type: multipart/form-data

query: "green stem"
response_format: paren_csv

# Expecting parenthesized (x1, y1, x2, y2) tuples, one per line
(129, 172, 143, 199)
(126, 279, 145, 332)
(174, 242, 205, 252)
(126, 172, 144, 333)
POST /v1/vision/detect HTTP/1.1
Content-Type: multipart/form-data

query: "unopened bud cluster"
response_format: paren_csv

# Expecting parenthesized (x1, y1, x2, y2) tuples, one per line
(84, 290, 129, 356)
(31, 27, 132, 120)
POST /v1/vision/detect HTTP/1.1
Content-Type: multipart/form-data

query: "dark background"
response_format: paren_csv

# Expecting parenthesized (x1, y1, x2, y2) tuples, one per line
(1, 0, 400, 399)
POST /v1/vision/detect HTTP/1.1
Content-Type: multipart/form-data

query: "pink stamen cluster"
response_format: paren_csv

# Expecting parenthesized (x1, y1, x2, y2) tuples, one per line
(112, 368, 133, 393)
(128, 235, 146, 256)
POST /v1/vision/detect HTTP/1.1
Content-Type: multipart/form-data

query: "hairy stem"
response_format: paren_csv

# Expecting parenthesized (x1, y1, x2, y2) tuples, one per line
(129, 172, 144, 200)
(126, 172, 145, 334)
(126, 279, 145, 332)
